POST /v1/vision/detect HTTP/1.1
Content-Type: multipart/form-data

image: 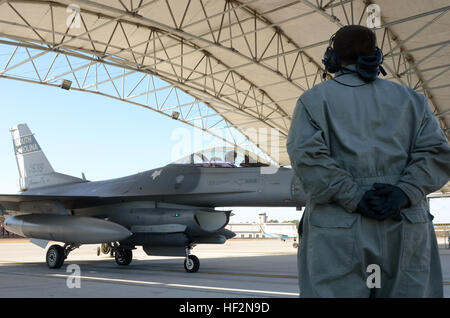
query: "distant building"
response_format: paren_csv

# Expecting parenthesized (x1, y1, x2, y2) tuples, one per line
(226, 213, 297, 239)
(434, 224, 450, 248)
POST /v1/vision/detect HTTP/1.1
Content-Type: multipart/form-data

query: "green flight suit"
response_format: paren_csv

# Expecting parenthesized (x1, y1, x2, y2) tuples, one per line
(286, 65, 450, 297)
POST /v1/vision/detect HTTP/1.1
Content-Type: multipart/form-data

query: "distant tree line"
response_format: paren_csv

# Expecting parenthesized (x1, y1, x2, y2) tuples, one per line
(267, 219, 300, 229)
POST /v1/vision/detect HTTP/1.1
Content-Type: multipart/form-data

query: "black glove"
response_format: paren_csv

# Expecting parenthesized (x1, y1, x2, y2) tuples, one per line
(367, 183, 410, 221)
(355, 190, 387, 221)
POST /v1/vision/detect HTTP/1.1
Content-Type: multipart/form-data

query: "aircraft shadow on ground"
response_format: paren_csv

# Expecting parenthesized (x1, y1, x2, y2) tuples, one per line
(0, 253, 298, 277)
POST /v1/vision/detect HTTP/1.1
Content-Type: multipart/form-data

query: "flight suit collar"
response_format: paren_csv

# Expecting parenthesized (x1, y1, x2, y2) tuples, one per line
(334, 64, 367, 86)
(336, 63, 357, 75)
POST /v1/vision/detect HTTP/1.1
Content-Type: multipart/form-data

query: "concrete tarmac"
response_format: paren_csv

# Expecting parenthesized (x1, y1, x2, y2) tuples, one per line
(0, 239, 449, 298)
(0, 239, 299, 298)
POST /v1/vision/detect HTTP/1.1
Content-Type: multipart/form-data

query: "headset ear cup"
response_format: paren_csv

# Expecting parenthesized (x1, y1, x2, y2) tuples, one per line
(322, 47, 340, 74)
(375, 48, 387, 76)
(375, 47, 383, 65)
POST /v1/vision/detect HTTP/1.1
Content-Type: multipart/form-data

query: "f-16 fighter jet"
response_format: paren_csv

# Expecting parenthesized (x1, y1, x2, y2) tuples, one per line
(1, 124, 305, 272)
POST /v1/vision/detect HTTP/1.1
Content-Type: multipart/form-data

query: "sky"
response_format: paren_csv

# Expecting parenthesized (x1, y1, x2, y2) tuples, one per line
(0, 77, 448, 223)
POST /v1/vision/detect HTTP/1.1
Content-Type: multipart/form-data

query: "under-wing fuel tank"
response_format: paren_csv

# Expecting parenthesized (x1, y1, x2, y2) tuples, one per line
(4, 214, 132, 244)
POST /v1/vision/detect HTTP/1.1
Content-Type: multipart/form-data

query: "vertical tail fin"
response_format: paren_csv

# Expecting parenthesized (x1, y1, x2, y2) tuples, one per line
(10, 124, 85, 191)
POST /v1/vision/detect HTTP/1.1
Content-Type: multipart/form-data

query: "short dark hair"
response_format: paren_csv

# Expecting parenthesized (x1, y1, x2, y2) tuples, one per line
(333, 25, 377, 64)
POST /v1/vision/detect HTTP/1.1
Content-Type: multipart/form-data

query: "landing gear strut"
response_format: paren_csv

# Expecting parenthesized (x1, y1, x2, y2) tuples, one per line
(97, 242, 114, 257)
(46, 244, 79, 269)
(184, 245, 200, 273)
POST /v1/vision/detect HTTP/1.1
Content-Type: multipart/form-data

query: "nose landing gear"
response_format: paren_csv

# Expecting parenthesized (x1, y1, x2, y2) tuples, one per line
(184, 245, 200, 273)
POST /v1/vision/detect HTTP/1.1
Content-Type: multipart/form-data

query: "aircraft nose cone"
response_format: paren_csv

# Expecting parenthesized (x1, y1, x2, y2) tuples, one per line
(3, 216, 25, 237)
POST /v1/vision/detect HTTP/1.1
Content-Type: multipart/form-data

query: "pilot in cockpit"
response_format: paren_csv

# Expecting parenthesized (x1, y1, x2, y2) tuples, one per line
(225, 150, 237, 165)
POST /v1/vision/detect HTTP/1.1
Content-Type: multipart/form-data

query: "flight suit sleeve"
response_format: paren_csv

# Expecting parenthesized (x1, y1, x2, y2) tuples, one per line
(396, 97, 450, 206)
(286, 97, 365, 213)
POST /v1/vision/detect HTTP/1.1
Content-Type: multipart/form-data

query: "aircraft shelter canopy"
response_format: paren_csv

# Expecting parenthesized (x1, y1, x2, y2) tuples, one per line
(0, 0, 448, 192)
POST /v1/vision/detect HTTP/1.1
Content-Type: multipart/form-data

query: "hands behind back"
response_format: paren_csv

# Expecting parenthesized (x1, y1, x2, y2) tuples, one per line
(355, 183, 410, 221)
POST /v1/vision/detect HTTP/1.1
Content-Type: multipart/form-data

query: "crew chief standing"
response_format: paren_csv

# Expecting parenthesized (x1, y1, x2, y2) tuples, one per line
(287, 25, 450, 297)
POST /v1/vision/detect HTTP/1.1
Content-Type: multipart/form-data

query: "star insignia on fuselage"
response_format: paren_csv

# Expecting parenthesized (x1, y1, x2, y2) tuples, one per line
(151, 169, 162, 180)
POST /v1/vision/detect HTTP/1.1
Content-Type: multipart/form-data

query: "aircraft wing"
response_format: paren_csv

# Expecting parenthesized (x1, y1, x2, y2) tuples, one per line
(0, 195, 101, 202)
(0, 194, 103, 212)
(0, 190, 251, 212)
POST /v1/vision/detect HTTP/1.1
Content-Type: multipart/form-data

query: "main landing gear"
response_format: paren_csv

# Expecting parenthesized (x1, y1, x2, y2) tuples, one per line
(98, 242, 134, 266)
(111, 244, 200, 272)
(110, 243, 200, 273)
(46, 242, 134, 268)
(46, 244, 78, 269)
(114, 247, 133, 266)
(46, 243, 201, 273)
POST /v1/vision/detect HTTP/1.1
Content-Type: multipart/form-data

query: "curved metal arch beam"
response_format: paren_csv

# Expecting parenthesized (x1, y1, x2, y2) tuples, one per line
(0, 0, 329, 135)
(0, 21, 280, 118)
(0, 36, 289, 143)
(0, 1, 292, 133)
(23, 0, 294, 117)
(77, 0, 448, 136)
(80, 0, 328, 88)
(0, 38, 287, 162)
(65, 0, 309, 91)
(0, 61, 279, 165)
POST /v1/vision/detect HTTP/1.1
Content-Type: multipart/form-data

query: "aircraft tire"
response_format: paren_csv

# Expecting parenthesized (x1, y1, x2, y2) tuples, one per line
(46, 245, 65, 269)
(115, 248, 132, 266)
(184, 255, 200, 273)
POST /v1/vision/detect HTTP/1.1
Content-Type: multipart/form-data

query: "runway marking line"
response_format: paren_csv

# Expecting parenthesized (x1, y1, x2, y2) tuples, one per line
(1, 260, 449, 286)
(164, 269, 297, 279)
(0, 269, 448, 295)
(0, 259, 297, 279)
(50, 273, 300, 297)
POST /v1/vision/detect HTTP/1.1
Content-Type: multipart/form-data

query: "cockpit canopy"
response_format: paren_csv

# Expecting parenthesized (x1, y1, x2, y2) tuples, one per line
(172, 147, 272, 168)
